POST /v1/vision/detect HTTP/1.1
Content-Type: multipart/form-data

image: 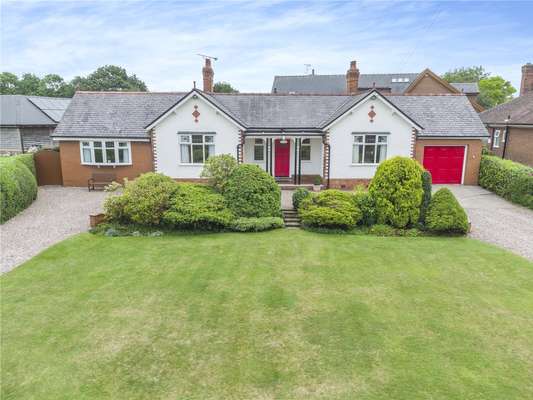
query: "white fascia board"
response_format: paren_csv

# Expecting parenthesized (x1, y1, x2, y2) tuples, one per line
(53, 137, 150, 142)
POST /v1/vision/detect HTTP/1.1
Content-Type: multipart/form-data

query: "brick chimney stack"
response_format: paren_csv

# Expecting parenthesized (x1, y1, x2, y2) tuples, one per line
(202, 58, 214, 92)
(346, 60, 360, 94)
(520, 63, 533, 96)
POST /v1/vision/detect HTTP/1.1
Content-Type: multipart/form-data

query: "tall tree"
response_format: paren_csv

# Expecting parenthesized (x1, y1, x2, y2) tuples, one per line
(17, 73, 41, 95)
(478, 77, 516, 109)
(72, 65, 147, 92)
(213, 81, 239, 93)
(442, 66, 489, 83)
(0, 72, 19, 94)
(39, 74, 75, 97)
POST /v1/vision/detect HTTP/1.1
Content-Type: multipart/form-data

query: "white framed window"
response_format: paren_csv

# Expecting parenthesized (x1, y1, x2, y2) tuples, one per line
(300, 138, 311, 161)
(493, 129, 501, 148)
(179, 133, 215, 164)
(253, 139, 264, 161)
(352, 133, 388, 164)
(80, 140, 131, 165)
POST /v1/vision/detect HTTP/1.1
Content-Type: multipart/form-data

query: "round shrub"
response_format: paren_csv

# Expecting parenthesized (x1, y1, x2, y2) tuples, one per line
(200, 154, 238, 193)
(0, 157, 38, 223)
(13, 154, 36, 177)
(353, 186, 376, 226)
(224, 164, 281, 217)
(162, 183, 233, 230)
(368, 156, 424, 228)
(426, 188, 469, 234)
(419, 170, 433, 224)
(299, 189, 361, 229)
(292, 187, 312, 210)
(104, 173, 178, 226)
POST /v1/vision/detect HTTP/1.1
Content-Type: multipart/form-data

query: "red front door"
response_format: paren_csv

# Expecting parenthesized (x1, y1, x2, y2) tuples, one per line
(423, 146, 465, 184)
(275, 139, 290, 177)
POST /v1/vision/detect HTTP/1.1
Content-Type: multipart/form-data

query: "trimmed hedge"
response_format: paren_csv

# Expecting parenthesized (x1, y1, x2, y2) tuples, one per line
(163, 184, 233, 230)
(369, 156, 424, 228)
(426, 188, 469, 234)
(224, 164, 281, 217)
(479, 155, 533, 209)
(229, 217, 284, 232)
(0, 156, 38, 223)
(419, 170, 432, 224)
(292, 187, 312, 210)
(13, 154, 36, 177)
(299, 190, 361, 229)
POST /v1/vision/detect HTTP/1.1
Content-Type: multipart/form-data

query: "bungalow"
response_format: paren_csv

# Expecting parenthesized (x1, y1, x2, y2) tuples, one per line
(52, 60, 488, 188)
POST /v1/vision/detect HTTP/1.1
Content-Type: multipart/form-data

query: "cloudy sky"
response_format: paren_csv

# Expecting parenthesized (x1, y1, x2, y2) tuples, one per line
(1, 0, 531, 92)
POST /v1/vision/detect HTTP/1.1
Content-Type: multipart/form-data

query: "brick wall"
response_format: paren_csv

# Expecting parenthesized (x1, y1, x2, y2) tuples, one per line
(502, 127, 533, 166)
(59, 141, 154, 186)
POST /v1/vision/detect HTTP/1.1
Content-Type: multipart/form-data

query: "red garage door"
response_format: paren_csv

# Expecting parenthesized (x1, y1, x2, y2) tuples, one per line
(423, 146, 465, 184)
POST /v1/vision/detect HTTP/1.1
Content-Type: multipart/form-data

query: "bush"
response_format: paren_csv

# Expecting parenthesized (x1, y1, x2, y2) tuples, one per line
(426, 188, 469, 234)
(104, 173, 178, 226)
(479, 155, 533, 209)
(299, 190, 361, 229)
(0, 156, 38, 223)
(292, 188, 312, 210)
(368, 224, 396, 236)
(353, 186, 376, 226)
(224, 164, 281, 217)
(369, 156, 424, 228)
(200, 154, 238, 193)
(229, 217, 284, 232)
(13, 154, 36, 177)
(419, 170, 432, 224)
(163, 184, 233, 230)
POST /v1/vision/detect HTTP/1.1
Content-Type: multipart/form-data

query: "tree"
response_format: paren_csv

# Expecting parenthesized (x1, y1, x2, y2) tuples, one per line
(0, 72, 19, 94)
(39, 74, 75, 97)
(17, 73, 41, 95)
(213, 81, 238, 93)
(72, 65, 147, 92)
(478, 77, 516, 109)
(442, 66, 489, 83)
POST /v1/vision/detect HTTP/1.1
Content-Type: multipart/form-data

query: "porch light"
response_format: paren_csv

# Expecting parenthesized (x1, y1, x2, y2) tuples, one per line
(280, 135, 287, 144)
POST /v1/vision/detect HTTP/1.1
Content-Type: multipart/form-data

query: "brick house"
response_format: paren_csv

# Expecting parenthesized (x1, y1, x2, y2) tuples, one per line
(0, 95, 71, 153)
(272, 61, 484, 112)
(480, 64, 533, 167)
(52, 60, 488, 187)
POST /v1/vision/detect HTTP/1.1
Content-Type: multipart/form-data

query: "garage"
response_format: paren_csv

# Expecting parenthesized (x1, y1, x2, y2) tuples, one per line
(422, 145, 465, 184)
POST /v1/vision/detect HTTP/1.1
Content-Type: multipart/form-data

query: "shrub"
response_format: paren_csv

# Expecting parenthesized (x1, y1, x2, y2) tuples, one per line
(353, 186, 376, 226)
(299, 189, 361, 229)
(200, 154, 238, 193)
(0, 156, 38, 223)
(104, 173, 178, 226)
(368, 224, 396, 236)
(224, 164, 281, 217)
(163, 183, 233, 230)
(229, 217, 284, 232)
(13, 154, 36, 177)
(369, 156, 424, 228)
(292, 188, 312, 210)
(479, 155, 533, 209)
(419, 170, 432, 224)
(426, 188, 469, 234)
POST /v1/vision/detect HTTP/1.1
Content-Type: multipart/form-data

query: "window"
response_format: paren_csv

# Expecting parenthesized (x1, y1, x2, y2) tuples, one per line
(253, 139, 264, 161)
(352, 134, 388, 164)
(81, 141, 131, 165)
(493, 129, 501, 148)
(300, 139, 311, 161)
(179, 133, 215, 164)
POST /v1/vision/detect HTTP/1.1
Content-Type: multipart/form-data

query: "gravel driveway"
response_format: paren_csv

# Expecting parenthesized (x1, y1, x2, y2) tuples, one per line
(1, 186, 108, 273)
(435, 185, 533, 261)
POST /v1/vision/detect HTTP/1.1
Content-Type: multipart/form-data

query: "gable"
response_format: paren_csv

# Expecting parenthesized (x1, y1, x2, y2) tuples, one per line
(405, 69, 460, 95)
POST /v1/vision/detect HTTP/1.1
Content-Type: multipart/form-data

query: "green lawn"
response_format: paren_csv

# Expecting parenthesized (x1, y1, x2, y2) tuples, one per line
(2, 230, 533, 399)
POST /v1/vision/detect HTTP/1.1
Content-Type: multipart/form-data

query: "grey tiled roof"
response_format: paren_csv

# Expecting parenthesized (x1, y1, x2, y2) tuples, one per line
(450, 82, 479, 94)
(1, 95, 70, 126)
(53, 90, 487, 139)
(53, 92, 186, 138)
(480, 93, 533, 125)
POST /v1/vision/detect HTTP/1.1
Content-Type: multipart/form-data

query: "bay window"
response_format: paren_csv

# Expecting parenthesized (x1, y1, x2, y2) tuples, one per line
(352, 134, 388, 164)
(179, 133, 215, 164)
(81, 140, 131, 165)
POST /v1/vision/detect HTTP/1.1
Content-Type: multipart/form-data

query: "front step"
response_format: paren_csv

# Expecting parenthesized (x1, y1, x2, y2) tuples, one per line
(282, 208, 301, 228)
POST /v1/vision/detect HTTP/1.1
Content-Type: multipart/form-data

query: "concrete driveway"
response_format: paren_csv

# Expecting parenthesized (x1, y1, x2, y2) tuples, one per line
(435, 185, 533, 261)
(1, 186, 108, 273)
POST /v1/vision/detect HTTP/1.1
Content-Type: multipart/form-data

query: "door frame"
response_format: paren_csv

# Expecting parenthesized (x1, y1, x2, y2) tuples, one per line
(274, 139, 291, 177)
(422, 144, 467, 185)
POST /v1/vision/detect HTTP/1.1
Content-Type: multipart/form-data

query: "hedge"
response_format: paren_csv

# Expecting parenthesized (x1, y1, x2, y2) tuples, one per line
(479, 155, 533, 209)
(229, 217, 284, 232)
(0, 155, 38, 223)
(299, 190, 361, 229)
(426, 188, 469, 234)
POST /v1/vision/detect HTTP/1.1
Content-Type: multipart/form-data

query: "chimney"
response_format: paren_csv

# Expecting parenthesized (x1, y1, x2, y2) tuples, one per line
(202, 58, 214, 92)
(520, 63, 533, 96)
(346, 60, 360, 94)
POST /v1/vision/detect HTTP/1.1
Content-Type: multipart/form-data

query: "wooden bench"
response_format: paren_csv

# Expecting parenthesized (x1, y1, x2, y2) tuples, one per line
(88, 172, 117, 191)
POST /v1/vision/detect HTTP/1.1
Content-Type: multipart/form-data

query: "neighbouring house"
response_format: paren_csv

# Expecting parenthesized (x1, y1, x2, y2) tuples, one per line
(0, 95, 71, 153)
(480, 64, 533, 166)
(272, 61, 484, 112)
(52, 59, 487, 188)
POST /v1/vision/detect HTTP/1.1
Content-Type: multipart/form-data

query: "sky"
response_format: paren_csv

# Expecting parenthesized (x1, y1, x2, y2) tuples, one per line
(1, 0, 532, 92)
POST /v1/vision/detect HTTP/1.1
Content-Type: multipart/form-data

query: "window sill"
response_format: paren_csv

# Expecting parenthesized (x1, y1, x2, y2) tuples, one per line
(81, 163, 132, 167)
(350, 163, 379, 166)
